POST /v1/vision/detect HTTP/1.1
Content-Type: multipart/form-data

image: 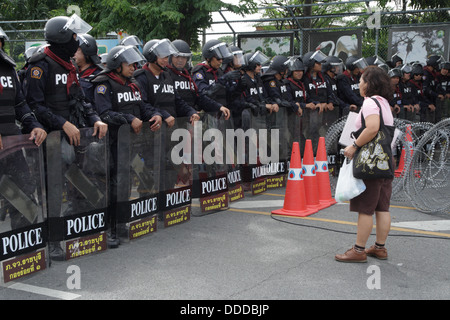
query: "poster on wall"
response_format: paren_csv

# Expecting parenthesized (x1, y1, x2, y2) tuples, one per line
(388, 26, 449, 65)
(309, 30, 362, 62)
(238, 32, 294, 57)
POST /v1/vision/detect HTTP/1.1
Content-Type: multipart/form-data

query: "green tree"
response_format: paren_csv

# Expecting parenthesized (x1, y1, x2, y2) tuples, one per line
(79, 0, 258, 49)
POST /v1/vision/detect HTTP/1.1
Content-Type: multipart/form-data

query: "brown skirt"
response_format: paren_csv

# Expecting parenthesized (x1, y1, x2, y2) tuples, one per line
(350, 178, 393, 215)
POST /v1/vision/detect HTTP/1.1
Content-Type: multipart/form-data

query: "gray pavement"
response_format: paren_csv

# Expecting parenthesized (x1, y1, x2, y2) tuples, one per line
(1, 186, 449, 304)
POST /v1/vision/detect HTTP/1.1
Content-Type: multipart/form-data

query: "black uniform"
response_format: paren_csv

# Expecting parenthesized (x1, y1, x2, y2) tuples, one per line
(134, 65, 197, 120)
(166, 64, 221, 113)
(336, 70, 363, 114)
(25, 48, 101, 132)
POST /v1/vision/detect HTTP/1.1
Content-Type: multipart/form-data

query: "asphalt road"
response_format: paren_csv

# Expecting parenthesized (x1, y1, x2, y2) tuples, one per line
(1, 186, 449, 307)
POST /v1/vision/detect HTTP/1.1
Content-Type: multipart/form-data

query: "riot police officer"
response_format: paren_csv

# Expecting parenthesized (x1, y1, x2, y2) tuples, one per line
(301, 50, 331, 153)
(423, 55, 445, 123)
(0, 27, 46, 146)
(73, 33, 103, 105)
(336, 55, 366, 115)
(388, 68, 403, 117)
(25, 15, 107, 145)
(24, 15, 107, 259)
(239, 51, 273, 121)
(166, 39, 224, 115)
(322, 55, 348, 118)
(134, 39, 199, 127)
(92, 45, 162, 247)
(192, 39, 239, 120)
(282, 56, 308, 115)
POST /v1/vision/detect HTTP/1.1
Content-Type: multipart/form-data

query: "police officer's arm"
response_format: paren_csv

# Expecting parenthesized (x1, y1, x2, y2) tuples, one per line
(25, 60, 67, 131)
(94, 82, 135, 125)
(14, 75, 47, 146)
(284, 84, 304, 115)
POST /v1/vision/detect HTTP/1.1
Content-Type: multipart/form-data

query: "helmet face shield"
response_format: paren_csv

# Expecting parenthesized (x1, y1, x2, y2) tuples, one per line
(62, 14, 92, 35)
(232, 50, 245, 67)
(310, 50, 327, 64)
(208, 42, 232, 60)
(150, 39, 179, 59)
(113, 45, 146, 66)
(330, 61, 344, 75)
(249, 51, 270, 66)
(353, 57, 368, 70)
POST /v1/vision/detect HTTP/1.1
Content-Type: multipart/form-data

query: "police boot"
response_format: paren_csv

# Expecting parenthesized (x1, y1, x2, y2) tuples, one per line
(49, 241, 65, 261)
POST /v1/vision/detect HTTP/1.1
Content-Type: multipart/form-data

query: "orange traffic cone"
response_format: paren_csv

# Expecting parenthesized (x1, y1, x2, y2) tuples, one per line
(316, 137, 337, 207)
(395, 124, 413, 177)
(272, 142, 317, 217)
(302, 139, 328, 211)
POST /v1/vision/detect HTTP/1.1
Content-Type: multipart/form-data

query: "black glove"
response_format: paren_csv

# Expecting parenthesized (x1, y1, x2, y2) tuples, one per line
(220, 70, 241, 82)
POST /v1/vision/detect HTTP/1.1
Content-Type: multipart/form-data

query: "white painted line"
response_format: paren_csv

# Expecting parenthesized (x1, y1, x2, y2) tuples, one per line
(391, 220, 450, 232)
(231, 200, 285, 209)
(6, 282, 81, 300)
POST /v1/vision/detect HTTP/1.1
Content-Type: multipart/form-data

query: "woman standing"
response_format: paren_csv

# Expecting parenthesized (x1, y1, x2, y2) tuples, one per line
(335, 66, 394, 263)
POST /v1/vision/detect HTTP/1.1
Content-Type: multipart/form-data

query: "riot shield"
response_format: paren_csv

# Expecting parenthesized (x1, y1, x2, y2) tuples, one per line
(224, 114, 244, 203)
(0, 134, 47, 282)
(302, 108, 323, 155)
(240, 107, 286, 195)
(116, 124, 161, 239)
(193, 112, 229, 213)
(46, 128, 108, 260)
(160, 116, 193, 224)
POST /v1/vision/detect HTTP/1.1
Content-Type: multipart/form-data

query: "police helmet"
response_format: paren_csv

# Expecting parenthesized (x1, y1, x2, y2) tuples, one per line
(400, 64, 412, 76)
(366, 55, 386, 66)
(170, 39, 192, 70)
(268, 55, 290, 74)
(322, 55, 343, 74)
(411, 63, 424, 76)
(391, 52, 403, 65)
(388, 68, 402, 78)
(45, 14, 92, 44)
(345, 55, 368, 71)
(106, 45, 146, 71)
(120, 35, 143, 48)
(202, 39, 232, 61)
(243, 51, 270, 71)
(302, 50, 327, 70)
(223, 45, 245, 68)
(77, 33, 101, 65)
(426, 55, 444, 69)
(143, 38, 178, 63)
(439, 61, 450, 70)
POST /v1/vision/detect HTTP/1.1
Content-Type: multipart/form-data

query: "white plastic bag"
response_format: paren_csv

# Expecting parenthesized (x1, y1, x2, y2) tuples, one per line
(335, 159, 366, 202)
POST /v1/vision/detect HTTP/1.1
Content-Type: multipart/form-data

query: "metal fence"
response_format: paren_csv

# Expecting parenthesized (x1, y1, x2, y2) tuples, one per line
(1, 1, 449, 67)
(204, 1, 450, 65)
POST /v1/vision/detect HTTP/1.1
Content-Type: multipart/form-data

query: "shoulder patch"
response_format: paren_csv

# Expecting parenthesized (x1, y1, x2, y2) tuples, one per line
(269, 80, 276, 88)
(96, 84, 107, 94)
(195, 72, 203, 80)
(30, 67, 43, 80)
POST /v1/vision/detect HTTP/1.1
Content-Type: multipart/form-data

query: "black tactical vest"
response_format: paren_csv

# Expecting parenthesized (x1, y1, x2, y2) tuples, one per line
(43, 56, 81, 120)
(95, 74, 142, 117)
(135, 68, 176, 117)
(0, 61, 20, 135)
